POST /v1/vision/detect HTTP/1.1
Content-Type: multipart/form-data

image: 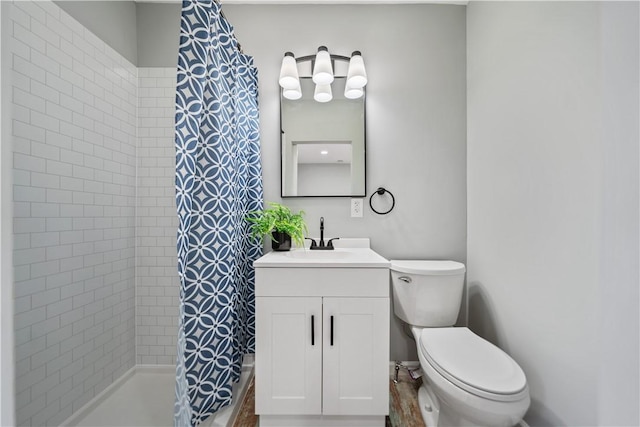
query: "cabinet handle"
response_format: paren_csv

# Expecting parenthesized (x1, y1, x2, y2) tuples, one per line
(311, 315, 315, 346)
(330, 315, 334, 346)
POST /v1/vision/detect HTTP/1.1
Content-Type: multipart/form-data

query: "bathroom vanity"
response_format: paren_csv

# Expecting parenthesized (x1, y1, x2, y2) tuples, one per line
(254, 240, 390, 426)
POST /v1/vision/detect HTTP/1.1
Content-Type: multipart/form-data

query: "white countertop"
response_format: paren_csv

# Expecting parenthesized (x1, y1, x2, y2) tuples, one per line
(253, 247, 390, 268)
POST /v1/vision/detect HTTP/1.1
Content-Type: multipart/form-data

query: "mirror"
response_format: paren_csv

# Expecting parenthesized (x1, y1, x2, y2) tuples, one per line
(281, 77, 366, 197)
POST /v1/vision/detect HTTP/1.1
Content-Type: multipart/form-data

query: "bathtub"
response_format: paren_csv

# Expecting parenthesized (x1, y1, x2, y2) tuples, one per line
(62, 357, 254, 427)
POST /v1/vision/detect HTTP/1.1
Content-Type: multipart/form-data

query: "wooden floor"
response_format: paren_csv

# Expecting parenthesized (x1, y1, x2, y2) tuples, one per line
(388, 368, 426, 427)
(231, 376, 257, 427)
(231, 368, 425, 427)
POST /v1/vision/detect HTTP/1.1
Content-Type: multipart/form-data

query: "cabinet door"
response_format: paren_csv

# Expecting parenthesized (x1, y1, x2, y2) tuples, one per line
(255, 297, 322, 415)
(322, 297, 390, 415)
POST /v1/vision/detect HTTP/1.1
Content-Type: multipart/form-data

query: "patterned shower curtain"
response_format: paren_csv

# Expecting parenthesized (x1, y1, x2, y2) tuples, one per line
(173, 0, 263, 425)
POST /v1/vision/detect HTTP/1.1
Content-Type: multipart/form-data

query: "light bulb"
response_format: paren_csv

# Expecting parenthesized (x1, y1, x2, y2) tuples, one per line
(314, 83, 332, 103)
(279, 52, 299, 90)
(346, 50, 367, 89)
(283, 82, 302, 100)
(344, 83, 364, 99)
(312, 46, 334, 85)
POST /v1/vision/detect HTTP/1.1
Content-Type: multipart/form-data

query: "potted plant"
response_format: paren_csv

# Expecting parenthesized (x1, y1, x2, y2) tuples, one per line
(246, 202, 307, 251)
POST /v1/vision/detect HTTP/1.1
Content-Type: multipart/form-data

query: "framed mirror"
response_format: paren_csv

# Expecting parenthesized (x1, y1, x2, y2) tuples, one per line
(281, 77, 366, 197)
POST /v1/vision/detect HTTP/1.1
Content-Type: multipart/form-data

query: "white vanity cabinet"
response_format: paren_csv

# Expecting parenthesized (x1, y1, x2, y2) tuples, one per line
(254, 247, 390, 427)
(255, 296, 322, 415)
(320, 296, 389, 416)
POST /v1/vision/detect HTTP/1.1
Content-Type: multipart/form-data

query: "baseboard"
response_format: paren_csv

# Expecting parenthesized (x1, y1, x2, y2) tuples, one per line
(260, 415, 386, 427)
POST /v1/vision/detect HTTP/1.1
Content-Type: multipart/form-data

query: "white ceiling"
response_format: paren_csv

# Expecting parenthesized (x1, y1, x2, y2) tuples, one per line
(135, 0, 468, 4)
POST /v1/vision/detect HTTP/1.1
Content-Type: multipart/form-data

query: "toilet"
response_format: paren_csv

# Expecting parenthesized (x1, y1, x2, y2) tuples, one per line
(390, 260, 530, 427)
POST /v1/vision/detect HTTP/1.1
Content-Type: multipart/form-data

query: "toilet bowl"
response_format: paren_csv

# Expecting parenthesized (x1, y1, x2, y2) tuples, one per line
(390, 260, 530, 427)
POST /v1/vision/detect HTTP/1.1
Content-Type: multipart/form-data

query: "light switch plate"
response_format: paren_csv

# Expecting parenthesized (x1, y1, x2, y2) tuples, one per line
(351, 198, 363, 218)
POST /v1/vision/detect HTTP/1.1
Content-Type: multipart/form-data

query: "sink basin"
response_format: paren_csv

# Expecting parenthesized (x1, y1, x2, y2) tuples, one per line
(285, 250, 355, 260)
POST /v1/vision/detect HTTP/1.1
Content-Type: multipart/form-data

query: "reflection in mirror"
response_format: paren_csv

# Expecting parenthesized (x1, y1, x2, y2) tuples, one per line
(281, 77, 365, 197)
(296, 141, 352, 196)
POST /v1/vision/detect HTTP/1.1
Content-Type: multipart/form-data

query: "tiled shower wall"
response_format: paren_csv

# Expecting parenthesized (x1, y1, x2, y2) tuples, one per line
(136, 68, 179, 364)
(10, 2, 137, 425)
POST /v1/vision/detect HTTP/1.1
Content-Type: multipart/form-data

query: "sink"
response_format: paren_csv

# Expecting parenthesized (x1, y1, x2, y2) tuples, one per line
(285, 250, 355, 260)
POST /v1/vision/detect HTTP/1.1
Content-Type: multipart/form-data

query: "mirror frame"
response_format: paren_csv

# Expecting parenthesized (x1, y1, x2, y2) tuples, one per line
(280, 77, 367, 198)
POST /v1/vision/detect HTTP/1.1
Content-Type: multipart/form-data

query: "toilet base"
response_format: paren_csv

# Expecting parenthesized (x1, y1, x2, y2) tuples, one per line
(418, 376, 528, 427)
(417, 384, 439, 427)
(418, 381, 480, 427)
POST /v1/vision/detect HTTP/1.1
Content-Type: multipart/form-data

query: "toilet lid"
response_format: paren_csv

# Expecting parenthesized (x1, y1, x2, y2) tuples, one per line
(390, 260, 465, 276)
(419, 328, 527, 398)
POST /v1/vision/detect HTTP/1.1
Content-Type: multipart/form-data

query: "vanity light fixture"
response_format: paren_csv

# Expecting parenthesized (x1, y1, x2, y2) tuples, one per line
(278, 47, 367, 102)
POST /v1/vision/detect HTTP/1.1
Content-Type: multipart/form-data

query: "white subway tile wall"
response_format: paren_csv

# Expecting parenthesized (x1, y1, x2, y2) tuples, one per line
(136, 68, 180, 365)
(11, 2, 137, 425)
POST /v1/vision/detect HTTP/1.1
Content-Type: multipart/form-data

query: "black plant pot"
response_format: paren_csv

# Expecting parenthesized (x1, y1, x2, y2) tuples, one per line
(271, 231, 292, 251)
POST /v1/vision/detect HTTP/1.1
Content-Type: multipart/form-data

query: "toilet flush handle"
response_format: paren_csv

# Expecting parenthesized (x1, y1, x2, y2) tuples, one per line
(398, 276, 412, 283)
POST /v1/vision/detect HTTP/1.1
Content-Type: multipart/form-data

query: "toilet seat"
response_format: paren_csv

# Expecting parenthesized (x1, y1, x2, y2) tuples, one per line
(419, 327, 528, 402)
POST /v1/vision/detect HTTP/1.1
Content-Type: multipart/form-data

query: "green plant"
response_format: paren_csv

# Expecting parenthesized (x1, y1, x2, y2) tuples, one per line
(246, 202, 307, 247)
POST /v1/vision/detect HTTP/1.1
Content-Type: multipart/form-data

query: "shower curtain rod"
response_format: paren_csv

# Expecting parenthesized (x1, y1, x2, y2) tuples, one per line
(213, 0, 244, 53)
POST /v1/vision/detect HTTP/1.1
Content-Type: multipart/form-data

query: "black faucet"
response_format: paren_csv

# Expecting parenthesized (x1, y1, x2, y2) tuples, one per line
(306, 217, 339, 250)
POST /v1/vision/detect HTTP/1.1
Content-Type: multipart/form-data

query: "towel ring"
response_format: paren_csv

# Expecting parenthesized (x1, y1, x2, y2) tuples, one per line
(369, 187, 395, 215)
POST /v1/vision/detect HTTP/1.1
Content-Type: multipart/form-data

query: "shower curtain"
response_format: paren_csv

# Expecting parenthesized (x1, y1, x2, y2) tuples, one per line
(173, 0, 263, 425)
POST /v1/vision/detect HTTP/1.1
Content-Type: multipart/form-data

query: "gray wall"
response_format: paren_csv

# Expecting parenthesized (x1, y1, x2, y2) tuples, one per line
(137, 3, 468, 361)
(54, 1, 137, 65)
(298, 163, 351, 196)
(467, 2, 639, 426)
(136, 3, 180, 68)
(597, 4, 639, 423)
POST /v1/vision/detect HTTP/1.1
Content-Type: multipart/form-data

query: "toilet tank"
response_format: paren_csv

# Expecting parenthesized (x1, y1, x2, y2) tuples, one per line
(390, 260, 466, 327)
